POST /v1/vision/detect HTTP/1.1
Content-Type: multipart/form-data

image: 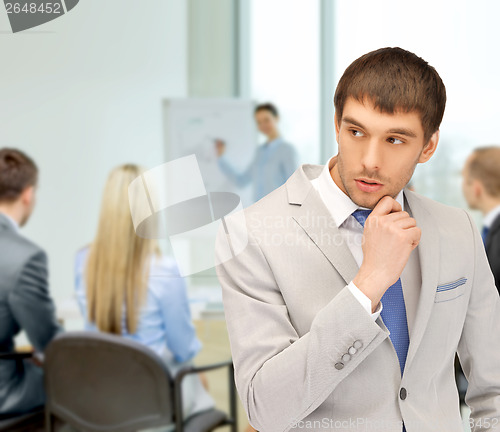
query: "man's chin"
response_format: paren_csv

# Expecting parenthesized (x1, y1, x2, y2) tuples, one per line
(349, 191, 384, 210)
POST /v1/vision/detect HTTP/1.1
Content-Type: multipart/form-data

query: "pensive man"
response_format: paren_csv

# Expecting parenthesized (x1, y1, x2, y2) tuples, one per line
(215, 48, 500, 431)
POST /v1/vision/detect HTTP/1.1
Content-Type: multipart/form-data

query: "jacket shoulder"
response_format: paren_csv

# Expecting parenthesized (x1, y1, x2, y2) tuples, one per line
(0, 230, 46, 293)
(0, 229, 45, 264)
(405, 189, 471, 227)
(243, 182, 291, 224)
(223, 164, 319, 232)
(217, 182, 291, 247)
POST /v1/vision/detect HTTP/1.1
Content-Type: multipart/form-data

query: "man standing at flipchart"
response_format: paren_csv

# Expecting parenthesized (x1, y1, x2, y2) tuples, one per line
(215, 47, 500, 431)
(215, 103, 298, 204)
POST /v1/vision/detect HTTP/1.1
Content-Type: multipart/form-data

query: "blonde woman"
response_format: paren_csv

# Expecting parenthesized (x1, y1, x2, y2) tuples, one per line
(74, 164, 215, 428)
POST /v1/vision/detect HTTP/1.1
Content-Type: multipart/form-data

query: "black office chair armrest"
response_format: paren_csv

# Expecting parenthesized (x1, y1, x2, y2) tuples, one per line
(173, 359, 237, 432)
(176, 359, 233, 377)
(0, 351, 34, 360)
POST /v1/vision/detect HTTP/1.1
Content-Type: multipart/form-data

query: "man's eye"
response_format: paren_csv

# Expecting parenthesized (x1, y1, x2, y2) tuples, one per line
(388, 137, 404, 144)
(350, 129, 363, 137)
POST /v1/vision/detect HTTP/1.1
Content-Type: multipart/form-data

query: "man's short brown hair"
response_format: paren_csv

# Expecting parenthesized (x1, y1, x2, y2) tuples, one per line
(469, 146, 500, 198)
(0, 148, 38, 203)
(334, 47, 446, 142)
(255, 102, 279, 118)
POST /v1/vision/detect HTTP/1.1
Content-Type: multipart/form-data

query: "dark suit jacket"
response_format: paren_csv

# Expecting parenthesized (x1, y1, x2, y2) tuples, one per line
(0, 212, 61, 415)
(485, 214, 500, 295)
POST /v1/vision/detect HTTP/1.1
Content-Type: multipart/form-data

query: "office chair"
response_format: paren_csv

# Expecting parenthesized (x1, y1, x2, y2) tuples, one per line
(0, 352, 45, 432)
(43, 332, 238, 432)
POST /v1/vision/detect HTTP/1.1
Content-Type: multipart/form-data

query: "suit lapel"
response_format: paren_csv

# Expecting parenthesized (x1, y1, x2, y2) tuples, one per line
(286, 166, 441, 372)
(286, 164, 359, 286)
(403, 190, 440, 372)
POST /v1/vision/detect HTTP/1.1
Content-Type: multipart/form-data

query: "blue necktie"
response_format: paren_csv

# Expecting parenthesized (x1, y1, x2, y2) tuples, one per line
(482, 226, 490, 245)
(352, 209, 410, 377)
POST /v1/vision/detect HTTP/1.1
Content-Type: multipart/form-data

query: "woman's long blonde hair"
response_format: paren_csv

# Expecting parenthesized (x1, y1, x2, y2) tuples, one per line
(86, 164, 159, 334)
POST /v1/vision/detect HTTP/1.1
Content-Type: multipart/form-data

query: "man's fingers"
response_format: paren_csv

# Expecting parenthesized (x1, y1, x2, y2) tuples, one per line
(371, 195, 399, 216)
(391, 199, 403, 214)
(393, 216, 417, 229)
(385, 211, 410, 223)
(406, 226, 421, 247)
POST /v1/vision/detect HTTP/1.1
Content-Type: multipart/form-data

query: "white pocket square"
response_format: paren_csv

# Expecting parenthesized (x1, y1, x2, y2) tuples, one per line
(434, 277, 468, 303)
(436, 277, 467, 293)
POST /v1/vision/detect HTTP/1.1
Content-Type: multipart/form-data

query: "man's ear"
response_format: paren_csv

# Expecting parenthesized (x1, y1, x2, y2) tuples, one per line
(473, 178, 486, 199)
(334, 112, 340, 144)
(418, 130, 439, 164)
(20, 185, 34, 206)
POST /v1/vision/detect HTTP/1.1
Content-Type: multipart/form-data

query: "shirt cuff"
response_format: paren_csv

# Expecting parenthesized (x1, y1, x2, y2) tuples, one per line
(347, 281, 382, 321)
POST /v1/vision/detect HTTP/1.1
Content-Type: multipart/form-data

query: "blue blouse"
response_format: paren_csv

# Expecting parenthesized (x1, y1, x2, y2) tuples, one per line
(74, 247, 202, 363)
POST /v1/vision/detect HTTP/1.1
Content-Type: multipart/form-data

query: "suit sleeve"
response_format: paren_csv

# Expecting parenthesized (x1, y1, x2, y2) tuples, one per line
(215, 216, 389, 432)
(457, 211, 500, 431)
(8, 250, 62, 352)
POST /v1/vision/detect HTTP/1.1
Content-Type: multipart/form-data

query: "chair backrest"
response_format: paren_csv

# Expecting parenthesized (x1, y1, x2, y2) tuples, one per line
(44, 331, 174, 432)
(0, 409, 45, 432)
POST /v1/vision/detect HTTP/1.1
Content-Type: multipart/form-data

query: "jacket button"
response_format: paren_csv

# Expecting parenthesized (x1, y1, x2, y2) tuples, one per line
(334, 362, 344, 370)
(353, 340, 363, 349)
(348, 346, 357, 355)
(400, 388, 407, 400)
(342, 354, 351, 362)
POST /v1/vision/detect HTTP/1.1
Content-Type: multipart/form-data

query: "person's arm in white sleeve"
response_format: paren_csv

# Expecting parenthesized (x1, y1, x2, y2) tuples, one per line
(347, 281, 382, 320)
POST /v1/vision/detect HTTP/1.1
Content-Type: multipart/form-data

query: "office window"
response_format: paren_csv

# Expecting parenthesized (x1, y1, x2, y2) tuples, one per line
(249, 0, 321, 165)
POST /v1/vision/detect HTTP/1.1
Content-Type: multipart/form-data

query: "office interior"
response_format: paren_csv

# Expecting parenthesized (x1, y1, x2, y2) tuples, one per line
(2, 0, 499, 431)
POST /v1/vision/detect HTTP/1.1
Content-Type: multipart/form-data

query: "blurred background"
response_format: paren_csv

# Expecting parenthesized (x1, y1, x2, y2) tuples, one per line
(2, 0, 499, 429)
(4, 0, 500, 312)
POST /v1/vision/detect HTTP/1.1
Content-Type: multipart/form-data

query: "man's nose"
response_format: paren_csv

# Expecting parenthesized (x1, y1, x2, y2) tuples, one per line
(360, 139, 382, 172)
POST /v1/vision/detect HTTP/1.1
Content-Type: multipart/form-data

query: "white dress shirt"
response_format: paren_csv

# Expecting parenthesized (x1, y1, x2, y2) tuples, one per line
(310, 156, 421, 334)
(484, 204, 500, 229)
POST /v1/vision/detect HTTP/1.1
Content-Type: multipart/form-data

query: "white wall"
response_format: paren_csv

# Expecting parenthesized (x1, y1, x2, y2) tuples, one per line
(0, 0, 188, 304)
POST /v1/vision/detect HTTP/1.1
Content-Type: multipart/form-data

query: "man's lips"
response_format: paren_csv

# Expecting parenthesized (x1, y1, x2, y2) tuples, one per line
(354, 178, 384, 193)
(356, 177, 382, 185)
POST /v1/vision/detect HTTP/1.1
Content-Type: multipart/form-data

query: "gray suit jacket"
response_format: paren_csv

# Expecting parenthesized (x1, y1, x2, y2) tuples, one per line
(215, 163, 500, 431)
(0, 213, 61, 415)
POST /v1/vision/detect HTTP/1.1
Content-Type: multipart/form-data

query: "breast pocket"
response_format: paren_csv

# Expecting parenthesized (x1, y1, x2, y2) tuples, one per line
(434, 277, 468, 303)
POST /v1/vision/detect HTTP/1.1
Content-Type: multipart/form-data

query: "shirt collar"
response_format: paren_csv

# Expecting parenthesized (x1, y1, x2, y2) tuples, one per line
(264, 137, 282, 147)
(314, 155, 404, 228)
(0, 211, 19, 232)
(484, 204, 500, 228)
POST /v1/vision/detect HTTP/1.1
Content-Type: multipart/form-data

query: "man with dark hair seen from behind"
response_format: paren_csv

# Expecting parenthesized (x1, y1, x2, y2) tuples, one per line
(216, 47, 500, 431)
(0, 148, 61, 415)
(463, 146, 500, 293)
